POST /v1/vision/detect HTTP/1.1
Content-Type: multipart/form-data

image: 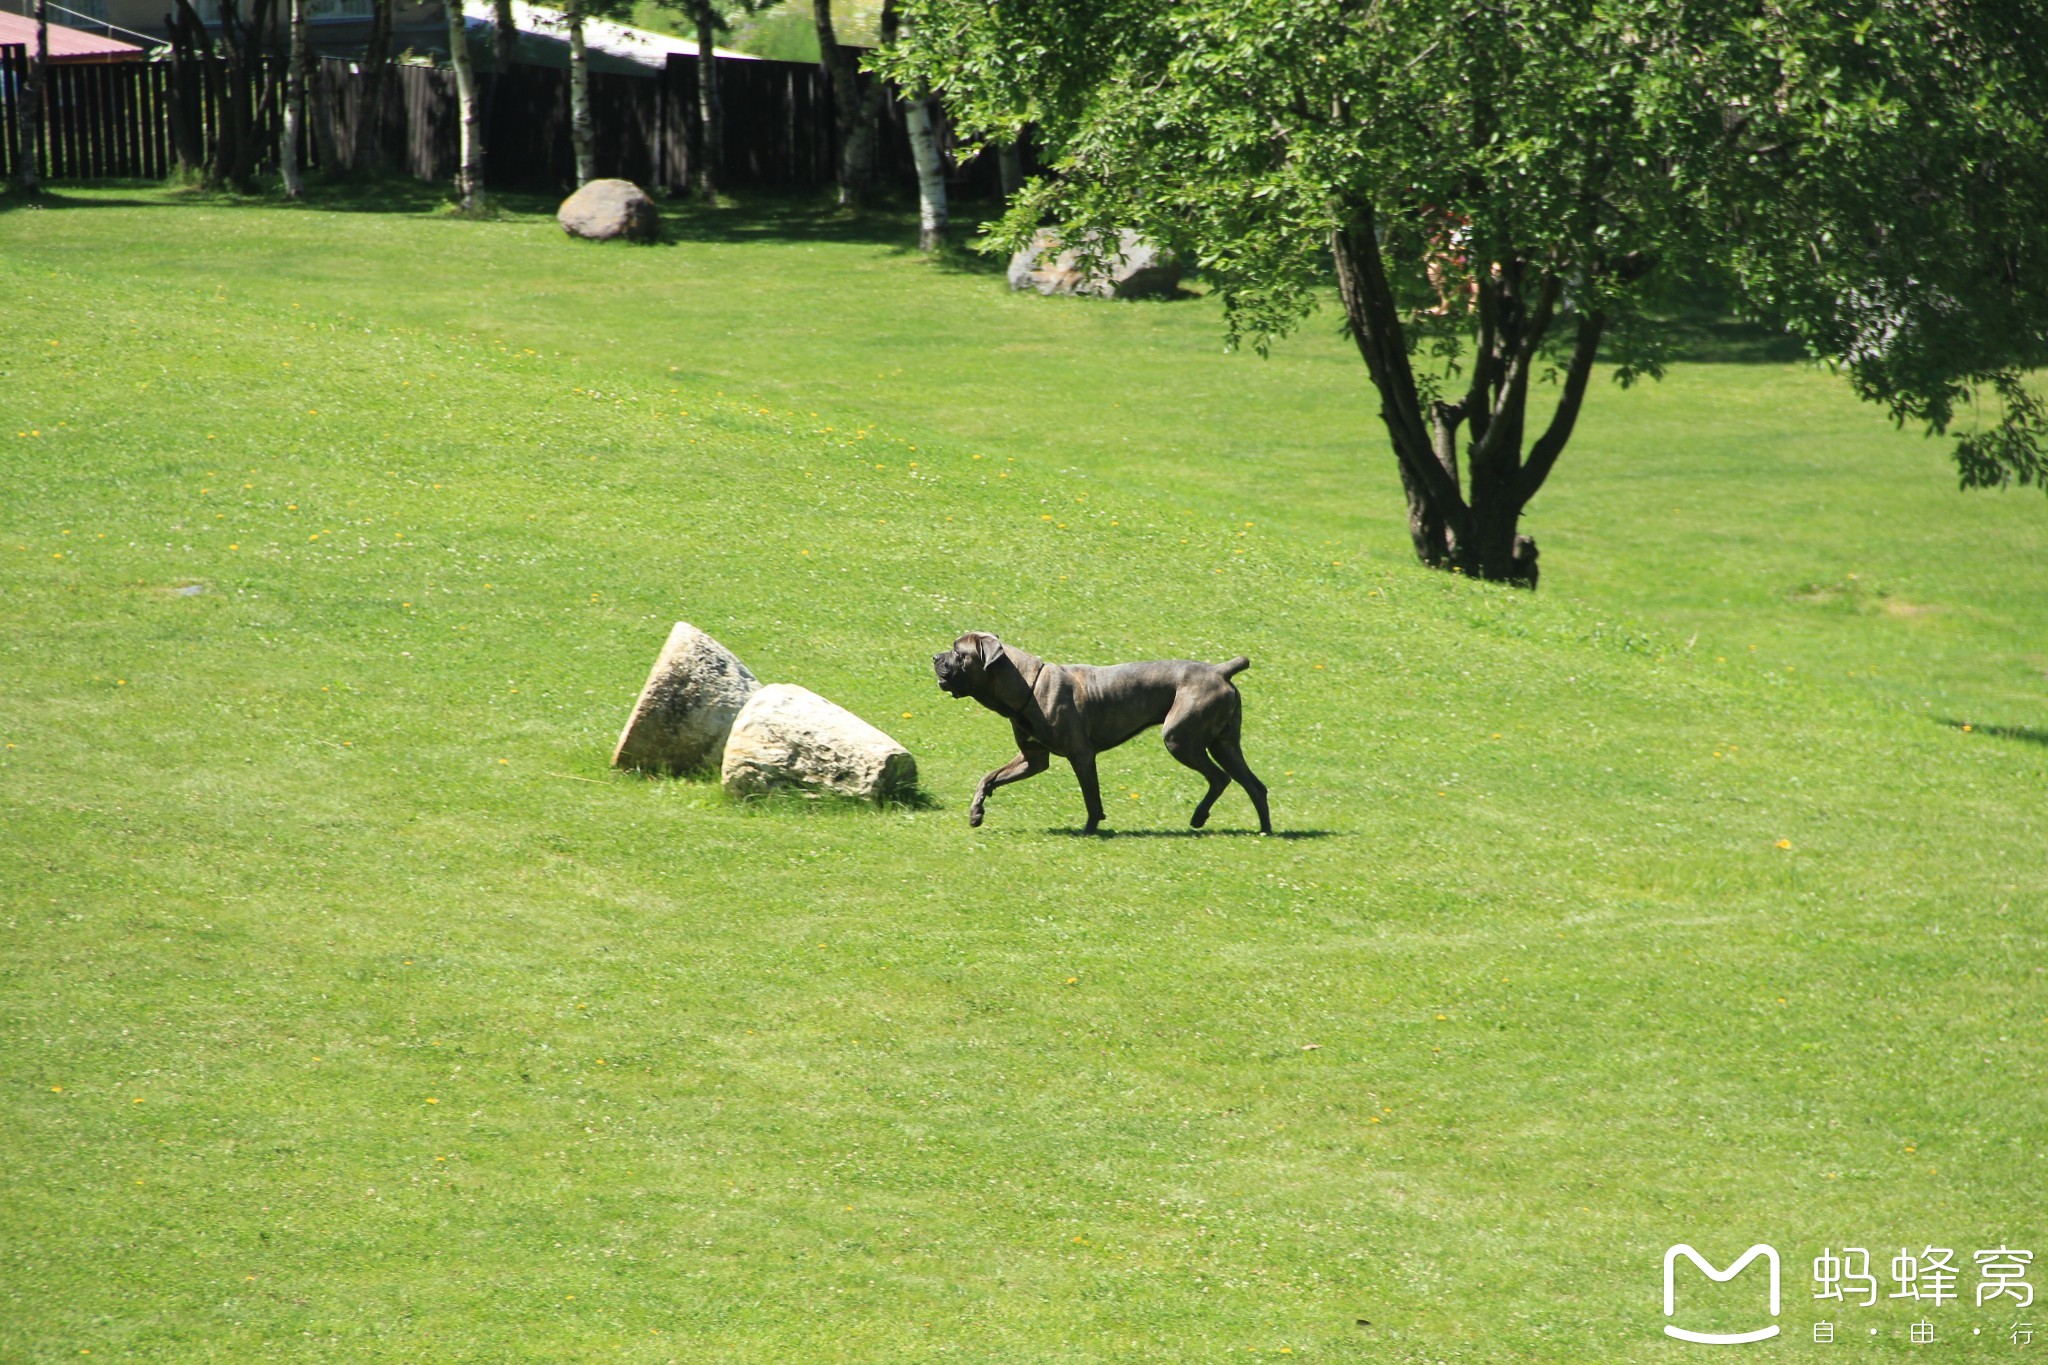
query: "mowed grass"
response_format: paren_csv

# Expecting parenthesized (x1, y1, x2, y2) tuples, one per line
(1, 185, 2044, 1362)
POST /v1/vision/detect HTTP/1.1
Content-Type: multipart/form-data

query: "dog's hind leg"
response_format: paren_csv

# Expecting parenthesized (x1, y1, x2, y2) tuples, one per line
(1164, 725, 1231, 829)
(970, 748, 1048, 827)
(1209, 737, 1273, 835)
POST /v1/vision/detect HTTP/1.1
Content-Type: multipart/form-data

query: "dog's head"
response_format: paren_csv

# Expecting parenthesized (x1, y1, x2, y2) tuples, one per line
(934, 631, 1004, 698)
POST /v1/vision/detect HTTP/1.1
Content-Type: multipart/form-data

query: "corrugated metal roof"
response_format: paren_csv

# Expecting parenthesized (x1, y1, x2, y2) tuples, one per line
(0, 11, 148, 60)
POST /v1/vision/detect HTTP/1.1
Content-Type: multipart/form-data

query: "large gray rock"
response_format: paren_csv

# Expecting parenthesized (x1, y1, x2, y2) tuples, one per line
(721, 684, 917, 804)
(558, 178, 660, 243)
(1007, 228, 1182, 299)
(612, 622, 761, 775)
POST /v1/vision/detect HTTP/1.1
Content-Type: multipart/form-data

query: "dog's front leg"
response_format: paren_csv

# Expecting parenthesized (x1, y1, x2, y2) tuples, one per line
(969, 749, 1048, 827)
(1069, 750, 1108, 834)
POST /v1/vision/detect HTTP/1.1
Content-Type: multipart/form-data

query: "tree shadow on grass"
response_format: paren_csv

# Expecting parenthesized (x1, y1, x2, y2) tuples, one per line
(1938, 717, 2048, 747)
(0, 182, 192, 214)
(1041, 826, 1341, 840)
(1635, 313, 1810, 365)
(0, 177, 1015, 279)
(656, 190, 1013, 275)
(0, 174, 510, 217)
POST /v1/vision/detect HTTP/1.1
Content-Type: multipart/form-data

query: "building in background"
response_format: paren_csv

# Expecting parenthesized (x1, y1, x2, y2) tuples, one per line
(0, 0, 443, 59)
(0, 8, 148, 59)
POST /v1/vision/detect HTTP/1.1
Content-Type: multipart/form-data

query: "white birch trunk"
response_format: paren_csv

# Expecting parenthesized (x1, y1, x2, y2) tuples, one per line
(17, 0, 46, 191)
(693, 4, 719, 200)
(568, 5, 595, 186)
(280, 0, 308, 198)
(445, 0, 484, 212)
(905, 92, 947, 253)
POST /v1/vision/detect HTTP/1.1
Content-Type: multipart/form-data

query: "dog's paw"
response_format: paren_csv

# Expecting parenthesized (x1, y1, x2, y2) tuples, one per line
(967, 808, 984, 828)
(1190, 809, 1210, 829)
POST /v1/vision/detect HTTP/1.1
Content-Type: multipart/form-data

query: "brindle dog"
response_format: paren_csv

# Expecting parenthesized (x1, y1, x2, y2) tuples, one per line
(933, 632, 1272, 835)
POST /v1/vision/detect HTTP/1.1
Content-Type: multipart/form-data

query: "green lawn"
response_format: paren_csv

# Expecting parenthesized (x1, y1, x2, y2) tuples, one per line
(1, 183, 2044, 1362)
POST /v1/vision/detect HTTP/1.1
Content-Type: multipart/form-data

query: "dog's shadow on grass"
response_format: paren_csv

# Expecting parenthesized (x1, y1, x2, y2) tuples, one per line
(1041, 827, 1342, 841)
(1938, 717, 2048, 748)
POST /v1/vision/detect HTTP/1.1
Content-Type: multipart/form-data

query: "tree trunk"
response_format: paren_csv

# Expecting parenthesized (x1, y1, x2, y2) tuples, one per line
(17, 0, 45, 192)
(445, 0, 484, 211)
(209, 0, 283, 188)
(996, 140, 1022, 198)
(567, 2, 594, 186)
(904, 91, 946, 252)
(812, 0, 875, 207)
(164, 0, 212, 177)
(309, 53, 338, 171)
(165, 28, 199, 177)
(211, 0, 248, 185)
(491, 0, 516, 73)
(1329, 201, 1601, 588)
(692, 2, 719, 200)
(280, 0, 308, 197)
(357, 0, 392, 171)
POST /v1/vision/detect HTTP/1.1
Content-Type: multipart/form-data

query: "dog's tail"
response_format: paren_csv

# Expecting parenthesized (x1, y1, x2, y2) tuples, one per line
(1218, 655, 1252, 678)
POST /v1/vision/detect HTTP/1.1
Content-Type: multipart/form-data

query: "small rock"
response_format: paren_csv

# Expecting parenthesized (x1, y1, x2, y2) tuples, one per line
(612, 622, 761, 775)
(721, 684, 917, 804)
(1007, 228, 1182, 299)
(558, 179, 660, 243)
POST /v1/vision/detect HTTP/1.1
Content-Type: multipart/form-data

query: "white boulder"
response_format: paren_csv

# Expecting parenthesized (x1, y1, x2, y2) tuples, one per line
(558, 178, 660, 243)
(612, 622, 761, 775)
(1007, 228, 1182, 299)
(720, 684, 917, 804)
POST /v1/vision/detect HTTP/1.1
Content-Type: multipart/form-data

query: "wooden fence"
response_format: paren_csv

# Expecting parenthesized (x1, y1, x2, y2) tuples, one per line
(2, 42, 1002, 198)
(2, 45, 179, 180)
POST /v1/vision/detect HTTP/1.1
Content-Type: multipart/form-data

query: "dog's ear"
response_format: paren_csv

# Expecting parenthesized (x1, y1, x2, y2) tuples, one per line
(955, 632, 1004, 670)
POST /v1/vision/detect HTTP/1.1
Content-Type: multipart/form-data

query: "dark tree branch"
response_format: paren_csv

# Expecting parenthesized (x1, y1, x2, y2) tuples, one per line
(1331, 203, 1469, 528)
(1463, 273, 1498, 448)
(1469, 269, 1558, 470)
(1519, 309, 1606, 503)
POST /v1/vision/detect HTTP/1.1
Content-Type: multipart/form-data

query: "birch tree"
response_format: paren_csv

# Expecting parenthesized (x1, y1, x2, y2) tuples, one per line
(280, 0, 309, 198)
(872, 1, 948, 250)
(356, 0, 394, 170)
(902, 83, 945, 251)
(891, 0, 2048, 584)
(566, 0, 594, 185)
(492, 0, 517, 72)
(444, 0, 485, 211)
(812, 0, 883, 206)
(651, 0, 767, 200)
(689, 0, 722, 199)
(15, 0, 45, 192)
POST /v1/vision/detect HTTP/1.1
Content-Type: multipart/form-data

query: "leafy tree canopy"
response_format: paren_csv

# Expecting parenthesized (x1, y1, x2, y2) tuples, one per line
(887, 0, 2048, 582)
